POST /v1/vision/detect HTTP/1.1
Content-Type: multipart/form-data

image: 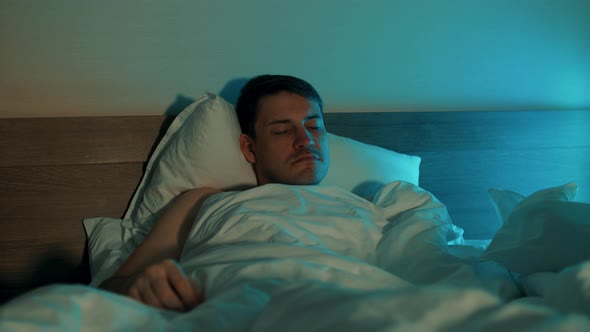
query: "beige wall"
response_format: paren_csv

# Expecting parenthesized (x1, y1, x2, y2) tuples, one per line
(1, 0, 589, 118)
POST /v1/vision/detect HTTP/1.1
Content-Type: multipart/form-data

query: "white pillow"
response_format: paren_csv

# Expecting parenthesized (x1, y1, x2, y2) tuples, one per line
(83, 217, 130, 286)
(483, 182, 590, 274)
(322, 134, 420, 200)
(121, 93, 257, 248)
(121, 93, 420, 249)
(487, 183, 578, 225)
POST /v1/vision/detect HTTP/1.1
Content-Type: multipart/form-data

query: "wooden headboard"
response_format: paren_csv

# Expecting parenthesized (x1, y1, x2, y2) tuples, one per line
(1, 110, 588, 303)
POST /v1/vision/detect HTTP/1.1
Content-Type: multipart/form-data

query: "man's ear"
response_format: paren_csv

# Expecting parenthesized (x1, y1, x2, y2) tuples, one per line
(239, 133, 256, 164)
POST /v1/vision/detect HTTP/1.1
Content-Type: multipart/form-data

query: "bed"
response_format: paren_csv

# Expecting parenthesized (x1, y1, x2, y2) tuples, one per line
(1, 94, 589, 330)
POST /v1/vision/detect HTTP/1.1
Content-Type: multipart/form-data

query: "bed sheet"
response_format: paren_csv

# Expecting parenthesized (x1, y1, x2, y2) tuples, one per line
(3, 278, 590, 332)
(2, 182, 589, 331)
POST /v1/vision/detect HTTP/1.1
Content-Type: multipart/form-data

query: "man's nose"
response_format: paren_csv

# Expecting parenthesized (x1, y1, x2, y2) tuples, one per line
(294, 128, 314, 149)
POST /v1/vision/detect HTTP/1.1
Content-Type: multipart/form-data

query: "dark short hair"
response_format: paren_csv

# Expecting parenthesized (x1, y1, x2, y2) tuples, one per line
(235, 74, 323, 138)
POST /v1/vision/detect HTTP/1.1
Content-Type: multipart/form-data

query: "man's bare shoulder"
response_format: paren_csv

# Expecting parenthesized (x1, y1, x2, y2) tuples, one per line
(184, 187, 223, 195)
(180, 187, 224, 202)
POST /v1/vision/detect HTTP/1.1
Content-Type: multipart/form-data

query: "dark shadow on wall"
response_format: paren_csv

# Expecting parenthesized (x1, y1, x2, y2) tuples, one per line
(218, 77, 250, 105)
(162, 77, 250, 116)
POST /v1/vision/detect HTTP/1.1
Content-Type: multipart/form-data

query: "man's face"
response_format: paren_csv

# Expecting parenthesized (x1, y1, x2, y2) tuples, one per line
(239, 91, 330, 185)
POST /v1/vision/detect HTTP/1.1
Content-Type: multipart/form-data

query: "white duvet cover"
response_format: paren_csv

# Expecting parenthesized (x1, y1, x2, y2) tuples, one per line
(2, 182, 590, 331)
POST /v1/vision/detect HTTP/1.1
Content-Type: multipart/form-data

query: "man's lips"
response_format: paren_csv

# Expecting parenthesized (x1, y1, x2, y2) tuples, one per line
(292, 153, 319, 164)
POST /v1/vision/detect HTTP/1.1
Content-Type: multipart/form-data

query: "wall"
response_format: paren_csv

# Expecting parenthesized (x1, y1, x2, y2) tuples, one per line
(1, 0, 589, 117)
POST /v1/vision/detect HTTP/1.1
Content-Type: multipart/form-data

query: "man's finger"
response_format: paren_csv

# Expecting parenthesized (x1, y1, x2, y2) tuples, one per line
(152, 277, 186, 311)
(136, 278, 163, 308)
(128, 286, 142, 303)
(166, 262, 200, 308)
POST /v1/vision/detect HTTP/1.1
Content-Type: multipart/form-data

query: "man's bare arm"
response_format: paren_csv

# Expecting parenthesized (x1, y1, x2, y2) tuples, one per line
(100, 187, 221, 310)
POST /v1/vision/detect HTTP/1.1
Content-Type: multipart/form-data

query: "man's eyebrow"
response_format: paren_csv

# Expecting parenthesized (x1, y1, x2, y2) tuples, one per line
(305, 115, 322, 121)
(266, 119, 291, 126)
(265, 115, 322, 127)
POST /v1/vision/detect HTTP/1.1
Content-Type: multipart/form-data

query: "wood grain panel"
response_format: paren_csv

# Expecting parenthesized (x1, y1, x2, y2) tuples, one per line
(325, 110, 590, 153)
(0, 116, 171, 167)
(0, 163, 144, 302)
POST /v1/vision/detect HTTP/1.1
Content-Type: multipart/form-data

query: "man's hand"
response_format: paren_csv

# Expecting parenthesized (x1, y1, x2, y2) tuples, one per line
(99, 188, 220, 310)
(125, 259, 203, 311)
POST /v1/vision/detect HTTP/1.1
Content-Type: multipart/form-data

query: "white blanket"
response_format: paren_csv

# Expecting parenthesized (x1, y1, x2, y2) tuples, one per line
(2, 182, 590, 331)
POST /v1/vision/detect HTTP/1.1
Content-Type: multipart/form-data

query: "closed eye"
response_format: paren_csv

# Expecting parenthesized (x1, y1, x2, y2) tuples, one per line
(305, 118, 324, 131)
(307, 126, 325, 132)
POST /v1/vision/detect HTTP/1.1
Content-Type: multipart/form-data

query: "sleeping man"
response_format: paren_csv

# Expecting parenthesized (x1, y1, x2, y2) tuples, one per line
(99, 75, 474, 313)
(99, 74, 332, 309)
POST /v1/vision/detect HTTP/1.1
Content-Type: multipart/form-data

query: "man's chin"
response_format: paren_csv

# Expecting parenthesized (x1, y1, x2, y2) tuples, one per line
(289, 169, 327, 185)
(292, 178, 321, 185)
